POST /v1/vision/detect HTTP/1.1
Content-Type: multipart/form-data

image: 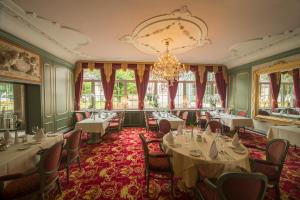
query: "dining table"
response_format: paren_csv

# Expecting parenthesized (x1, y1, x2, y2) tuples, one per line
(267, 125, 300, 146)
(75, 112, 117, 144)
(213, 113, 254, 131)
(0, 132, 63, 177)
(163, 130, 250, 188)
(152, 112, 185, 129)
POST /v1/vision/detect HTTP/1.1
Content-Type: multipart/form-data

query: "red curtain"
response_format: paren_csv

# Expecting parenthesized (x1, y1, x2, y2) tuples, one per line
(269, 72, 281, 109)
(215, 71, 227, 108)
(195, 70, 208, 108)
(74, 70, 84, 111)
(100, 67, 116, 110)
(168, 80, 179, 110)
(134, 66, 150, 110)
(293, 68, 300, 107)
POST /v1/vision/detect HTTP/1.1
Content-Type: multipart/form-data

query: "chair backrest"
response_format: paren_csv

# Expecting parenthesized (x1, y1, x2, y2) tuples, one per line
(237, 111, 247, 117)
(144, 111, 149, 129)
(39, 141, 64, 177)
(217, 172, 268, 200)
(139, 133, 150, 170)
(182, 111, 188, 120)
(159, 119, 171, 134)
(207, 120, 222, 133)
(65, 129, 82, 154)
(75, 113, 84, 122)
(176, 110, 181, 117)
(85, 111, 91, 118)
(196, 111, 201, 122)
(266, 139, 290, 167)
(205, 112, 212, 122)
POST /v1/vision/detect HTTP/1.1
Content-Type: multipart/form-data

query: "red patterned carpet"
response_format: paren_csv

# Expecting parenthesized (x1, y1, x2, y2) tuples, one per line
(52, 128, 300, 200)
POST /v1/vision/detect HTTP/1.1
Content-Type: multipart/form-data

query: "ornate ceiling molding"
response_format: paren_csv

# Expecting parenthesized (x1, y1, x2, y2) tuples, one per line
(120, 6, 210, 55)
(224, 27, 300, 68)
(0, 0, 91, 62)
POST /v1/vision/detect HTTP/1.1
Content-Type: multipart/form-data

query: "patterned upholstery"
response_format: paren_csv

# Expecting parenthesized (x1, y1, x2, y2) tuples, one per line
(207, 120, 222, 133)
(75, 113, 84, 122)
(158, 119, 171, 134)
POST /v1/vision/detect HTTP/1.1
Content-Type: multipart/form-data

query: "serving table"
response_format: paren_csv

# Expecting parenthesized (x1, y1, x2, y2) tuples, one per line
(152, 112, 184, 129)
(267, 125, 300, 146)
(0, 133, 63, 177)
(75, 113, 116, 144)
(163, 131, 250, 188)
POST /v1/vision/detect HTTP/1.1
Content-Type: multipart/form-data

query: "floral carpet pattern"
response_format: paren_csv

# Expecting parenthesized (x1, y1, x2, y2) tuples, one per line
(52, 128, 300, 200)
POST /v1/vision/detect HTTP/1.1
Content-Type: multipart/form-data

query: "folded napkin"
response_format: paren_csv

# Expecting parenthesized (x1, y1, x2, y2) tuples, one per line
(166, 132, 174, 144)
(232, 132, 240, 147)
(209, 140, 218, 159)
(34, 128, 45, 141)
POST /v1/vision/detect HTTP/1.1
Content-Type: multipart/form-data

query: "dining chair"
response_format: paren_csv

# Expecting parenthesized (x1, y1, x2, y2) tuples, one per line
(108, 112, 124, 132)
(144, 111, 158, 132)
(75, 112, 84, 122)
(157, 119, 171, 138)
(250, 139, 290, 199)
(205, 112, 220, 123)
(176, 110, 181, 118)
(195, 172, 268, 200)
(237, 111, 247, 117)
(206, 120, 223, 134)
(139, 133, 174, 198)
(84, 111, 91, 118)
(60, 129, 82, 183)
(181, 111, 189, 126)
(196, 111, 206, 130)
(0, 141, 64, 200)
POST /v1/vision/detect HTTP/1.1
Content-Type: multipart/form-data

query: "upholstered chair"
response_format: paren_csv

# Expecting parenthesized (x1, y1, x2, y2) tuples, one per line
(144, 112, 158, 132)
(84, 111, 91, 118)
(157, 119, 171, 138)
(108, 111, 124, 132)
(139, 133, 174, 198)
(75, 112, 84, 122)
(181, 111, 189, 126)
(237, 111, 247, 117)
(0, 141, 64, 200)
(176, 110, 181, 118)
(250, 139, 290, 199)
(195, 172, 268, 200)
(206, 120, 223, 134)
(60, 129, 82, 183)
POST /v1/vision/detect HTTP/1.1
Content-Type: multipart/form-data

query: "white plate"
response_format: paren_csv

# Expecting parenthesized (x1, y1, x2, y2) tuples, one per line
(189, 149, 202, 157)
(17, 145, 31, 150)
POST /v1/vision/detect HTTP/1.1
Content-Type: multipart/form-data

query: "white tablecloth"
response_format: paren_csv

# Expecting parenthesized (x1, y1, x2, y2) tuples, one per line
(218, 114, 254, 131)
(153, 112, 184, 129)
(0, 134, 63, 176)
(75, 113, 116, 136)
(163, 132, 250, 188)
(267, 125, 300, 146)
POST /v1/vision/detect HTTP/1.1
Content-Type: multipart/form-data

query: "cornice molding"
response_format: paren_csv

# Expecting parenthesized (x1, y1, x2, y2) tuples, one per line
(0, 0, 91, 63)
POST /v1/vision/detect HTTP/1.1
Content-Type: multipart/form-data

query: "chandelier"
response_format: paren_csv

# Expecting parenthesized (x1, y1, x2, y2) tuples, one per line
(151, 39, 185, 82)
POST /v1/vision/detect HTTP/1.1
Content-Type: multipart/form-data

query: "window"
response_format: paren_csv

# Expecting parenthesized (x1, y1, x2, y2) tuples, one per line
(259, 74, 270, 108)
(203, 72, 221, 108)
(0, 82, 14, 111)
(113, 70, 137, 109)
(80, 69, 105, 109)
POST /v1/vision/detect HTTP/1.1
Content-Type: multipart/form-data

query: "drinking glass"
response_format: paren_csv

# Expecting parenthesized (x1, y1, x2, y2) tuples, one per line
(184, 130, 191, 144)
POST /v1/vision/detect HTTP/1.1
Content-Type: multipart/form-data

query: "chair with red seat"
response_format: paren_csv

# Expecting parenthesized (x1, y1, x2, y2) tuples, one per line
(144, 111, 158, 132)
(139, 133, 174, 197)
(157, 119, 171, 138)
(195, 172, 268, 200)
(60, 129, 82, 183)
(250, 139, 290, 199)
(108, 111, 124, 132)
(0, 141, 64, 200)
(75, 112, 84, 122)
(237, 111, 247, 117)
(176, 110, 181, 118)
(84, 111, 91, 118)
(206, 120, 223, 134)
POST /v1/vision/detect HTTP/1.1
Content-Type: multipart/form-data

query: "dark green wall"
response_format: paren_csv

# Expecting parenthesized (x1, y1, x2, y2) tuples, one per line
(0, 29, 74, 134)
(228, 47, 300, 117)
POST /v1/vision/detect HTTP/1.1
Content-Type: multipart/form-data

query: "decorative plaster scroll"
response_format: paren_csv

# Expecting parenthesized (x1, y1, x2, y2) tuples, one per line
(197, 65, 205, 84)
(103, 63, 112, 83)
(120, 6, 210, 55)
(137, 64, 145, 83)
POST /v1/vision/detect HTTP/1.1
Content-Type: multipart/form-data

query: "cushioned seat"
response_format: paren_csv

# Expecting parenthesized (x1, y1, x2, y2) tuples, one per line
(148, 120, 157, 125)
(251, 161, 278, 181)
(109, 122, 119, 128)
(149, 155, 171, 172)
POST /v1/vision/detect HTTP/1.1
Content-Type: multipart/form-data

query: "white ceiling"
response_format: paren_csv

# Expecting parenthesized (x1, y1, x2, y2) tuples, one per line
(1, 0, 300, 68)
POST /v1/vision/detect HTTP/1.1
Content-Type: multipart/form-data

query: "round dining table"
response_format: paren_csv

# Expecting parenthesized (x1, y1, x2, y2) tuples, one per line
(162, 131, 251, 188)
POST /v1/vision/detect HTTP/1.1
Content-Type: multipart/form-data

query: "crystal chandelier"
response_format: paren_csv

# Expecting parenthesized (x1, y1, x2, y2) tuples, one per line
(151, 39, 185, 82)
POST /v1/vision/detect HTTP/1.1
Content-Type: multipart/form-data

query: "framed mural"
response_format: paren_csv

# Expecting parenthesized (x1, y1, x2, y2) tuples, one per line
(0, 38, 41, 83)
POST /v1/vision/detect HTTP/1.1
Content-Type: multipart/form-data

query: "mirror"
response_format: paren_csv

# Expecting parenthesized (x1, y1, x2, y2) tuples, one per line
(252, 60, 300, 124)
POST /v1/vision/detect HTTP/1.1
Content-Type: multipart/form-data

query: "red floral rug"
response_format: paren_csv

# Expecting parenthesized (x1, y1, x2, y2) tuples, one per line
(51, 128, 300, 200)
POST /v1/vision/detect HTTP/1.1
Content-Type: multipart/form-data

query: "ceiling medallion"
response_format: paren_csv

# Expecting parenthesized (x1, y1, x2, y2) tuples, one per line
(120, 6, 210, 55)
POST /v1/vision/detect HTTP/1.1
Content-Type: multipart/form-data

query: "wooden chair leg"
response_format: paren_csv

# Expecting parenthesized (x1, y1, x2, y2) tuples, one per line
(275, 184, 281, 200)
(146, 173, 150, 196)
(77, 156, 82, 170)
(56, 178, 62, 194)
(66, 164, 70, 183)
(170, 173, 174, 199)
